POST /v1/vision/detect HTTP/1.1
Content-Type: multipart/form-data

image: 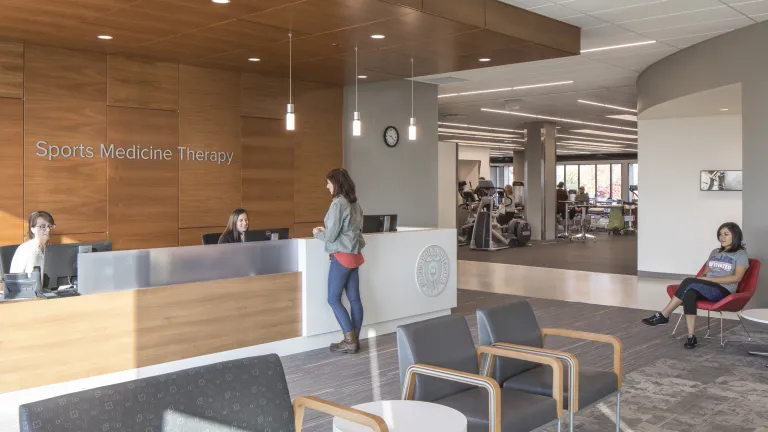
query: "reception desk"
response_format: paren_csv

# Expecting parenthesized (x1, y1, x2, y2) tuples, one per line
(0, 228, 456, 395)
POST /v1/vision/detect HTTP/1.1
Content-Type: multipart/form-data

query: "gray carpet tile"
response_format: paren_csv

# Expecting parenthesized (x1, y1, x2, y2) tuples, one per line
(286, 290, 768, 432)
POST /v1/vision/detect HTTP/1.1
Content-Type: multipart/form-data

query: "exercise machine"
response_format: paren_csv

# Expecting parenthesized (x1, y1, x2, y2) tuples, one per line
(468, 188, 531, 251)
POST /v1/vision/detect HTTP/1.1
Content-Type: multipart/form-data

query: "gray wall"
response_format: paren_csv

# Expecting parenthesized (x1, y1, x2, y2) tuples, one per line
(343, 80, 439, 227)
(638, 21, 768, 306)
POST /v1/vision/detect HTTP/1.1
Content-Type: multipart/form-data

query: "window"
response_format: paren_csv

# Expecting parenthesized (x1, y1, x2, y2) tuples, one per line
(579, 165, 596, 198)
(565, 165, 578, 192)
(612, 164, 623, 200)
(508, 167, 514, 184)
(556, 165, 565, 187)
(596, 164, 611, 200)
(629, 163, 638, 186)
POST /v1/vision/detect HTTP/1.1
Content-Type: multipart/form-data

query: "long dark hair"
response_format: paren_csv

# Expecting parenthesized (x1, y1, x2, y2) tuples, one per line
(326, 168, 357, 203)
(27, 211, 55, 240)
(219, 209, 248, 243)
(718, 222, 745, 252)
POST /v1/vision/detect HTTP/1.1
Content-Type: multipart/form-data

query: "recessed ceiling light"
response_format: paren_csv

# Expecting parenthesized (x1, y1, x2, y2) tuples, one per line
(439, 128, 521, 139)
(439, 132, 524, 142)
(571, 129, 638, 139)
(212, 0, 230, 3)
(560, 140, 628, 148)
(445, 140, 522, 149)
(357, 75, 368, 79)
(556, 133, 636, 145)
(581, 40, 656, 53)
(481, 108, 638, 131)
(513, 81, 573, 90)
(438, 122, 523, 133)
(720, 108, 729, 111)
(97, 35, 113, 40)
(370, 34, 386, 39)
(248, 58, 261, 62)
(606, 114, 638, 122)
(578, 100, 637, 113)
(438, 81, 574, 98)
(478, 58, 491, 62)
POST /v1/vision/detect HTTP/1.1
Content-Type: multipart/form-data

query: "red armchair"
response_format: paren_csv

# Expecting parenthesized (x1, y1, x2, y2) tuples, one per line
(666, 259, 761, 347)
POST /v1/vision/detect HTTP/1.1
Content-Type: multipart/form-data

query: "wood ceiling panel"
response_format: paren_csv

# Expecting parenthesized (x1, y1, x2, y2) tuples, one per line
(381, 0, 422, 9)
(108, 55, 179, 110)
(0, 41, 23, 98)
(242, 0, 411, 35)
(242, 117, 295, 230)
(383, 29, 529, 60)
(107, 107, 179, 251)
(423, 0, 485, 28)
(0, 98, 24, 246)
(0, 0, 139, 22)
(24, 46, 107, 235)
(485, 0, 580, 54)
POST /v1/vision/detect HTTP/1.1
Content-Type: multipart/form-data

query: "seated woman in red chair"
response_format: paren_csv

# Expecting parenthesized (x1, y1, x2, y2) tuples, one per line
(641, 222, 749, 349)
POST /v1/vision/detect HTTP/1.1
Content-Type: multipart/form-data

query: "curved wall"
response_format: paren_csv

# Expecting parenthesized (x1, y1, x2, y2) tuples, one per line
(638, 22, 768, 306)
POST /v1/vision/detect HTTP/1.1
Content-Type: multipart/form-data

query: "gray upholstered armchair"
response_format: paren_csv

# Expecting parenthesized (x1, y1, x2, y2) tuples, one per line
(397, 314, 564, 432)
(476, 301, 622, 432)
(19, 354, 388, 432)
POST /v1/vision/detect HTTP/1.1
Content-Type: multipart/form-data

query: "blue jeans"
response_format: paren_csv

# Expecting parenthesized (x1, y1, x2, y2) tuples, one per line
(328, 255, 363, 333)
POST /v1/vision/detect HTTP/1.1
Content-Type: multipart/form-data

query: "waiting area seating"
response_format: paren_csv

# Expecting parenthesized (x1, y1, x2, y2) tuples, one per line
(19, 354, 388, 432)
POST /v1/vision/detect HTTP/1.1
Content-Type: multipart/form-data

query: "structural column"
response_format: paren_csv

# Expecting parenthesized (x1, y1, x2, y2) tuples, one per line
(512, 151, 525, 183)
(524, 122, 557, 240)
(621, 162, 631, 202)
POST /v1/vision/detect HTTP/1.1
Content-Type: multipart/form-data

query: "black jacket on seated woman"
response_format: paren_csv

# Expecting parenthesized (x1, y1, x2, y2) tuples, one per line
(218, 209, 249, 244)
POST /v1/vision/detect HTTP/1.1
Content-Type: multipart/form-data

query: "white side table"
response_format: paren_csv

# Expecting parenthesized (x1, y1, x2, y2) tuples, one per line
(740, 308, 768, 367)
(333, 400, 467, 432)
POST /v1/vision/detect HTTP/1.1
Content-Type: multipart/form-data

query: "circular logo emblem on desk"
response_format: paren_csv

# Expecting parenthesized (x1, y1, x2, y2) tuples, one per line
(416, 245, 450, 298)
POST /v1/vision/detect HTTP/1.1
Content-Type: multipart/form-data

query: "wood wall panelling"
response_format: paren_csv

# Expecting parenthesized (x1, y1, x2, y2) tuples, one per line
(178, 65, 242, 228)
(49, 232, 108, 245)
(293, 81, 342, 223)
(241, 73, 289, 119)
(0, 99, 24, 245)
(484, 0, 580, 54)
(294, 222, 322, 239)
(108, 55, 179, 111)
(0, 41, 23, 99)
(242, 117, 295, 230)
(107, 107, 180, 250)
(23, 45, 108, 235)
(179, 226, 226, 246)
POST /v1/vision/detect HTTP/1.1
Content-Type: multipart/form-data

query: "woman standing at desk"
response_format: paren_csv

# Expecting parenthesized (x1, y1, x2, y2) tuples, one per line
(218, 209, 249, 244)
(10, 211, 55, 274)
(313, 168, 366, 354)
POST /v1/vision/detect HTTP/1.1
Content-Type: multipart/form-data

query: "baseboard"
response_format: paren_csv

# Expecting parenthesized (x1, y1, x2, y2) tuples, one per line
(637, 270, 689, 280)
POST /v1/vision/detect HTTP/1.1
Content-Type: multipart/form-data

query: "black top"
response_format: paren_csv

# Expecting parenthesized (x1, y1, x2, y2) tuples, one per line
(218, 231, 245, 244)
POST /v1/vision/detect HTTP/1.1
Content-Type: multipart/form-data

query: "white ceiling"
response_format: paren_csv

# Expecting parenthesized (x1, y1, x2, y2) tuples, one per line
(640, 83, 742, 119)
(423, 0, 763, 155)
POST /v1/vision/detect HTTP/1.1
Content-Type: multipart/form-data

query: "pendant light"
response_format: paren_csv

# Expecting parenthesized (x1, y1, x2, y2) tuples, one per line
(408, 57, 417, 141)
(286, 32, 295, 131)
(352, 46, 362, 137)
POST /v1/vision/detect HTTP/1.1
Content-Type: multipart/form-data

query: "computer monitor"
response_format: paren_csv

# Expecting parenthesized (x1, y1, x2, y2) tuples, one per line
(43, 241, 112, 290)
(245, 228, 290, 242)
(362, 215, 398, 233)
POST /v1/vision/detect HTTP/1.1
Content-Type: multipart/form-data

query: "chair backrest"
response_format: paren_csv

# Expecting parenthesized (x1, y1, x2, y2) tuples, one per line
(397, 314, 478, 402)
(477, 301, 545, 383)
(19, 354, 294, 432)
(737, 259, 761, 294)
(0, 244, 19, 274)
(202, 233, 221, 245)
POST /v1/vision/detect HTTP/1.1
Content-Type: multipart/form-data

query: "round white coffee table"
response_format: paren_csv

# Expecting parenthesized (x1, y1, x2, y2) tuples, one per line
(333, 400, 467, 432)
(740, 309, 768, 367)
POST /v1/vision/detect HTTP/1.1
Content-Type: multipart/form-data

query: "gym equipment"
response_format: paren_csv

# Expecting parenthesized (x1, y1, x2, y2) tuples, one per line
(506, 219, 532, 247)
(467, 189, 531, 250)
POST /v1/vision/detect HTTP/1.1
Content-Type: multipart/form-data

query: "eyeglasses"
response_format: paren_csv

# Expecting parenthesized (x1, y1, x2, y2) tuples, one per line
(35, 224, 55, 231)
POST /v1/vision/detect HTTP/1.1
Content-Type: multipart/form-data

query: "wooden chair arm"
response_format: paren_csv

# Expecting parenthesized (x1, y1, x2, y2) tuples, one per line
(402, 363, 502, 432)
(541, 327, 623, 388)
(490, 342, 580, 411)
(477, 346, 564, 419)
(293, 396, 389, 432)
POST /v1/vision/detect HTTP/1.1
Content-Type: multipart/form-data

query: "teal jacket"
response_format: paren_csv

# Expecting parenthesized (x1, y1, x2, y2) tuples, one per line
(314, 196, 366, 254)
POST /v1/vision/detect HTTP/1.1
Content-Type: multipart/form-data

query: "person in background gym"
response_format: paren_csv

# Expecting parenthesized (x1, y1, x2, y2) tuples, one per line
(575, 186, 589, 202)
(313, 168, 366, 354)
(641, 222, 748, 349)
(11, 211, 55, 274)
(218, 209, 249, 243)
(556, 182, 568, 220)
(497, 185, 516, 226)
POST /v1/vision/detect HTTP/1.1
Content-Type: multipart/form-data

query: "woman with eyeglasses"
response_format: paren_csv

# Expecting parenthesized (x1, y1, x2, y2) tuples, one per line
(10, 211, 55, 274)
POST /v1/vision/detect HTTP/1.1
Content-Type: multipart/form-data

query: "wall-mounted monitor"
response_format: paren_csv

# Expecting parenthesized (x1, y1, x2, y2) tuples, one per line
(700, 170, 742, 191)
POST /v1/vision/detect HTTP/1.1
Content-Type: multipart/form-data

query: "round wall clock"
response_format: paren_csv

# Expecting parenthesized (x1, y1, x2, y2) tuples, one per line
(383, 126, 399, 147)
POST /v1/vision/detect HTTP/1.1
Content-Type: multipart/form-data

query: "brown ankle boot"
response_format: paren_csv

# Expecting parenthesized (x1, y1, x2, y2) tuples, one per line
(329, 331, 358, 354)
(353, 329, 360, 351)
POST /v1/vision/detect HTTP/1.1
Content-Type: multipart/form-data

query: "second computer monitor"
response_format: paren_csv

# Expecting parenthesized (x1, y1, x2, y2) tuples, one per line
(362, 215, 398, 233)
(245, 228, 290, 242)
(43, 241, 112, 290)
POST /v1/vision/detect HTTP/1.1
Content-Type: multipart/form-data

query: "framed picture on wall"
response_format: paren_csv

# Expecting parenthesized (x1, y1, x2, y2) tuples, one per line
(700, 170, 742, 191)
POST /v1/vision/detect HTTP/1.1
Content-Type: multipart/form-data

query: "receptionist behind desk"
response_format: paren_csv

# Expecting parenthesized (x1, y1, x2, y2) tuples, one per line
(10, 211, 55, 274)
(218, 209, 249, 244)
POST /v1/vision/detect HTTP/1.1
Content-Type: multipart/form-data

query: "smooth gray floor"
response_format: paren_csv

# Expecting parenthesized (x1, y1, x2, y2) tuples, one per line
(287, 289, 768, 431)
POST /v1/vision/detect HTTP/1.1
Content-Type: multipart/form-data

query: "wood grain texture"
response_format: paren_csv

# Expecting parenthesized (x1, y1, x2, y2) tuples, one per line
(0, 41, 23, 98)
(484, 0, 580, 54)
(423, 0, 485, 28)
(293, 81, 342, 223)
(294, 222, 321, 239)
(108, 55, 179, 111)
(241, 73, 289, 119)
(107, 107, 179, 251)
(0, 273, 302, 392)
(49, 232, 108, 244)
(179, 226, 226, 246)
(242, 117, 295, 230)
(0, 98, 24, 245)
(23, 45, 108, 235)
(178, 65, 242, 228)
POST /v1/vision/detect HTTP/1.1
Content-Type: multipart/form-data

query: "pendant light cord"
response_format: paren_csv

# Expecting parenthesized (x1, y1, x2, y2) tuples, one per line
(355, 46, 359, 112)
(411, 58, 414, 117)
(289, 33, 292, 104)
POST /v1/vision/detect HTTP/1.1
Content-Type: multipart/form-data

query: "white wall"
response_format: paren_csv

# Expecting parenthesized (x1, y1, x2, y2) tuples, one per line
(438, 142, 457, 228)
(458, 145, 490, 180)
(638, 114, 742, 275)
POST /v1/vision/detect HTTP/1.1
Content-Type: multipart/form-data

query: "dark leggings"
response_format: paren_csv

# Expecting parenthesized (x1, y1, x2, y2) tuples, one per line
(674, 278, 731, 315)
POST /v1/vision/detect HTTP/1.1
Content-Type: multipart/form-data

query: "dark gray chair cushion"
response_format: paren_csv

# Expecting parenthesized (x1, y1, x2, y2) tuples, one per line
(397, 314, 479, 402)
(435, 387, 557, 432)
(19, 354, 295, 432)
(477, 301, 544, 383)
(503, 366, 618, 409)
